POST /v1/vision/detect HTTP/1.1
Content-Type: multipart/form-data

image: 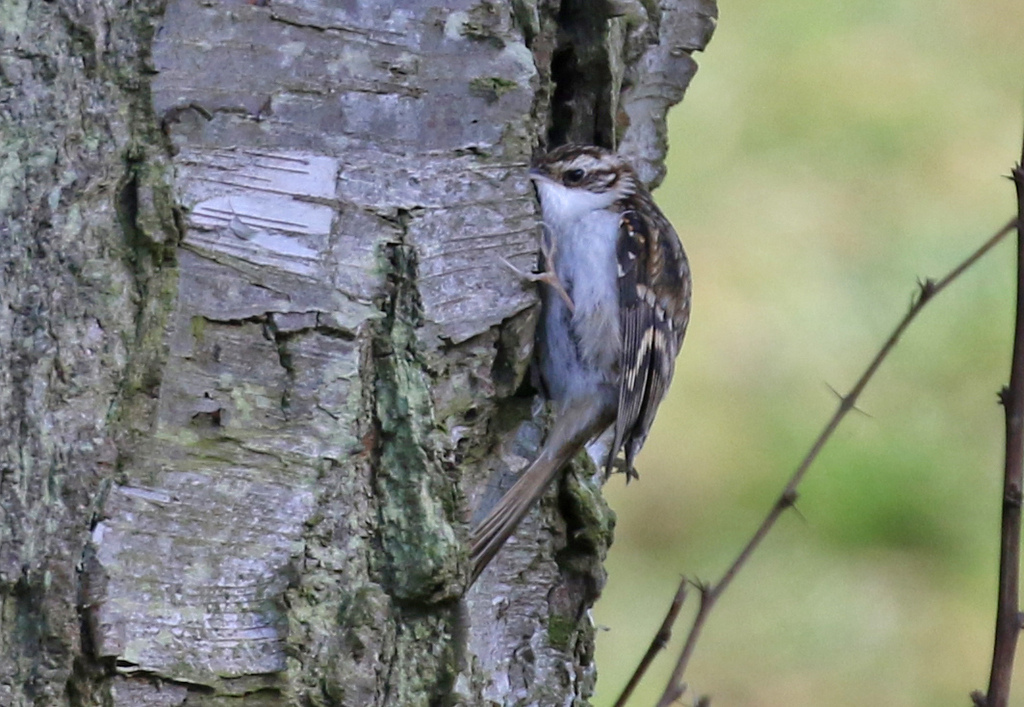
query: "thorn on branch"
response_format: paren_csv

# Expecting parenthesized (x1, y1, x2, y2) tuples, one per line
(914, 277, 937, 307)
(689, 577, 710, 593)
(826, 382, 873, 418)
(971, 690, 988, 707)
(999, 386, 1011, 408)
(825, 381, 842, 401)
(826, 384, 855, 413)
(689, 577, 713, 605)
(1005, 482, 1022, 509)
(778, 489, 799, 510)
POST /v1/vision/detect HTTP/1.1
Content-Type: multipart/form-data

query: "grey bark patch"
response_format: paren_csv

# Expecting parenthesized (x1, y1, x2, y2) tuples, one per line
(617, 0, 719, 185)
(110, 676, 189, 706)
(89, 474, 316, 686)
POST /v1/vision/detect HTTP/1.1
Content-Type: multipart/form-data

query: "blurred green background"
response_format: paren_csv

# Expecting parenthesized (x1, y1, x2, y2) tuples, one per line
(594, 1, 1024, 705)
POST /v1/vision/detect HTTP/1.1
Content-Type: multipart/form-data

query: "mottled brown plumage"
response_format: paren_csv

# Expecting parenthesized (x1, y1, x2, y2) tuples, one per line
(470, 145, 691, 582)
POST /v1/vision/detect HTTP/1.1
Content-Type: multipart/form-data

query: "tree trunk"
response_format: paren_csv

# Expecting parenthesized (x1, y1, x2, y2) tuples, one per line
(0, 1, 715, 705)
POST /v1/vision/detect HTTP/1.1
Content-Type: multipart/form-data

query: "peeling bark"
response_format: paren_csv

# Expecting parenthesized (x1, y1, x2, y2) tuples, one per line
(0, 1, 715, 705)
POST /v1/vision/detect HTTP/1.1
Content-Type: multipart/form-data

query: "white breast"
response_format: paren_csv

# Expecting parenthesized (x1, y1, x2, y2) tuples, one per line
(536, 180, 622, 373)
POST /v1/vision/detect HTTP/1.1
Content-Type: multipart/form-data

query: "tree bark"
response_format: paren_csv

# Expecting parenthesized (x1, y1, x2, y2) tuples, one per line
(0, 1, 715, 705)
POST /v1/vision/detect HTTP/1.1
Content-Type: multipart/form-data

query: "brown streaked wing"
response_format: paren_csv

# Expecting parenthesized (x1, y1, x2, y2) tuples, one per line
(609, 198, 691, 478)
(608, 209, 654, 478)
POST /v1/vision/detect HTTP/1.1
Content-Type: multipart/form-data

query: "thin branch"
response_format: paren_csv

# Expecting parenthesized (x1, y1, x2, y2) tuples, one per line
(647, 217, 1018, 707)
(612, 579, 688, 707)
(980, 135, 1024, 707)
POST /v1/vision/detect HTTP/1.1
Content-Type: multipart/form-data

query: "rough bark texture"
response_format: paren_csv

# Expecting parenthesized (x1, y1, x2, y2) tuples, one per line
(0, 0, 177, 704)
(0, 1, 715, 705)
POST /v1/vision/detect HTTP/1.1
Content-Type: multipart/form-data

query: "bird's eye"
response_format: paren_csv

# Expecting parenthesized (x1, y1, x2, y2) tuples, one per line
(563, 168, 585, 185)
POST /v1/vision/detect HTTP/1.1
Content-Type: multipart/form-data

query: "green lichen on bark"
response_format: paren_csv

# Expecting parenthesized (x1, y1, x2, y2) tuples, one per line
(287, 581, 394, 706)
(384, 608, 462, 706)
(561, 462, 617, 559)
(546, 613, 577, 651)
(372, 238, 463, 601)
(470, 76, 521, 101)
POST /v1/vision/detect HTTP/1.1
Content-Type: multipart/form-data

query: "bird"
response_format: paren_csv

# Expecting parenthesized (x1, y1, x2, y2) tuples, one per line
(470, 144, 692, 582)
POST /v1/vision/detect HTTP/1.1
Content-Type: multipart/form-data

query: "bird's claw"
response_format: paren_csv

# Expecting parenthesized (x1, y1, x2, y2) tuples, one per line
(500, 256, 575, 313)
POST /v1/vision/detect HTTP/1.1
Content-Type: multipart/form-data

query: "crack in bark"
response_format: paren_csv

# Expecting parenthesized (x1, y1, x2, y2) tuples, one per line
(549, 0, 617, 148)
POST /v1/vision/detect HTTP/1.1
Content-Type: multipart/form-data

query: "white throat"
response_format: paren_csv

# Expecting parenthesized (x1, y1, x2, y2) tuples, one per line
(533, 179, 621, 231)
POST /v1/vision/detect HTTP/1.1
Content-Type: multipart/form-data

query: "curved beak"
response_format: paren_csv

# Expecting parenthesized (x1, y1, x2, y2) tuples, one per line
(528, 167, 551, 183)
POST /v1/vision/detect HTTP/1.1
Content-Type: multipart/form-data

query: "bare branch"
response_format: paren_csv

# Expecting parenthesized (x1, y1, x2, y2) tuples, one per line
(980, 129, 1024, 707)
(646, 216, 1018, 707)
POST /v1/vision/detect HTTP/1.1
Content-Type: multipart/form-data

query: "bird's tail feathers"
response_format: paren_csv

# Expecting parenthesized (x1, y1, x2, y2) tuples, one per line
(469, 404, 612, 583)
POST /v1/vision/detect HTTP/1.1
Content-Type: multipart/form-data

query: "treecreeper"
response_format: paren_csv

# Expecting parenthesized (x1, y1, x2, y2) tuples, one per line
(470, 145, 693, 582)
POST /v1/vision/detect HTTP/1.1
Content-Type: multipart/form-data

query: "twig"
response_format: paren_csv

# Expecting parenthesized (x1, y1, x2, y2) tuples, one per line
(978, 135, 1024, 707)
(612, 579, 688, 707)
(648, 217, 1018, 707)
